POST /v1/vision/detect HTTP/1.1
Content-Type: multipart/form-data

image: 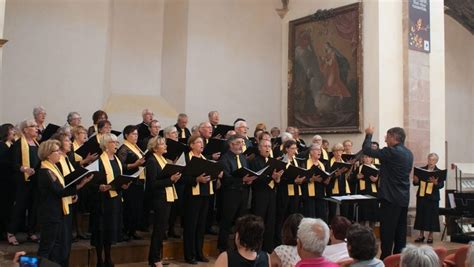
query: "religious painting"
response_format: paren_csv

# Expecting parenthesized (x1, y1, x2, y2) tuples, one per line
(288, 3, 363, 134)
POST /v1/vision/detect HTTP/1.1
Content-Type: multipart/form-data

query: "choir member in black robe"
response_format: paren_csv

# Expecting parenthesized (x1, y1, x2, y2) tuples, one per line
(116, 125, 146, 240)
(413, 153, 443, 244)
(175, 113, 191, 143)
(249, 139, 283, 252)
(87, 110, 108, 137)
(0, 124, 15, 239)
(146, 136, 181, 267)
(327, 143, 351, 222)
(137, 108, 154, 146)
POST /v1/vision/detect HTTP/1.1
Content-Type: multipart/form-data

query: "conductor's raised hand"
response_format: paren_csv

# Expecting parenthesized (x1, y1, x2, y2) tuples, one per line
(365, 124, 375, 135)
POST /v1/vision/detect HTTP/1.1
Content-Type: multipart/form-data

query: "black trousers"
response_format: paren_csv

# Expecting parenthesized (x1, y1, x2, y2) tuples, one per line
(148, 198, 171, 264)
(38, 216, 71, 267)
(379, 199, 408, 260)
(217, 188, 249, 251)
(301, 196, 316, 218)
(9, 179, 36, 234)
(168, 182, 184, 233)
(183, 195, 209, 261)
(274, 190, 299, 245)
(252, 189, 276, 253)
(123, 182, 144, 235)
(315, 198, 328, 223)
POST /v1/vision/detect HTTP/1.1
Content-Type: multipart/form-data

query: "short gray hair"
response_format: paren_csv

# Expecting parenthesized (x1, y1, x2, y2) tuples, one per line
(163, 126, 177, 137)
(312, 135, 322, 143)
(280, 132, 293, 143)
(310, 144, 321, 151)
(234, 120, 247, 130)
(19, 119, 37, 133)
(67, 112, 81, 123)
(428, 152, 439, 161)
(33, 106, 46, 118)
(400, 245, 440, 267)
(297, 218, 329, 256)
(99, 133, 118, 151)
(142, 108, 153, 117)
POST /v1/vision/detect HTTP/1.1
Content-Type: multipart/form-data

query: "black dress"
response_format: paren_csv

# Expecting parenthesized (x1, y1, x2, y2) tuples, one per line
(227, 249, 269, 267)
(414, 165, 443, 232)
(90, 158, 123, 246)
(350, 165, 379, 222)
(0, 141, 14, 235)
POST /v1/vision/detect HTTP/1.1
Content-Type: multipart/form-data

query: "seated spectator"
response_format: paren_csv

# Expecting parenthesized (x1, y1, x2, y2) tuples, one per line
(271, 213, 303, 267)
(467, 241, 474, 267)
(295, 218, 338, 267)
(215, 214, 270, 267)
(400, 245, 440, 267)
(323, 216, 351, 262)
(346, 224, 384, 267)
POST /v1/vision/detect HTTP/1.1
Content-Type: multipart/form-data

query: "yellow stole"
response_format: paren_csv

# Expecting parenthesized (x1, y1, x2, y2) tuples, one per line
(269, 149, 274, 158)
(189, 152, 214, 196)
(180, 128, 186, 139)
(153, 153, 178, 202)
(419, 168, 434, 197)
(306, 158, 316, 197)
(41, 160, 72, 215)
(330, 158, 350, 195)
(322, 149, 329, 161)
(374, 158, 380, 165)
(286, 156, 301, 196)
(265, 157, 275, 189)
(95, 133, 102, 144)
(21, 135, 39, 181)
(242, 138, 247, 152)
(100, 153, 123, 198)
(123, 140, 146, 180)
(72, 140, 83, 162)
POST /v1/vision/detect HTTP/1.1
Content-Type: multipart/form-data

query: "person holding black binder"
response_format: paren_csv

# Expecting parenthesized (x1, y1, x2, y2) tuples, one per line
(146, 136, 181, 267)
(36, 139, 92, 267)
(183, 135, 222, 264)
(116, 125, 146, 241)
(8, 119, 41, 245)
(327, 143, 351, 222)
(275, 139, 303, 245)
(351, 154, 379, 228)
(249, 139, 283, 253)
(413, 153, 444, 244)
(174, 113, 191, 143)
(90, 133, 130, 267)
(217, 134, 256, 252)
(87, 110, 108, 137)
(303, 144, 329, 222)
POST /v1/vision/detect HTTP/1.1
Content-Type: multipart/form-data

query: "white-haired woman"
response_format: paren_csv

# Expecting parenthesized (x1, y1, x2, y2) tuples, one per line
(400, 245, 440, 267)
(33, 106, 47, 140)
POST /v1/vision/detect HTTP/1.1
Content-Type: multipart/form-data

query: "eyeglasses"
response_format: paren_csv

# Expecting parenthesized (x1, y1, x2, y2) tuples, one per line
(27, 125, 38, 128)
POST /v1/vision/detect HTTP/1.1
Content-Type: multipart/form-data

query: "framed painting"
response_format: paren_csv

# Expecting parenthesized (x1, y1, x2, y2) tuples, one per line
(288, 3, 363, 134)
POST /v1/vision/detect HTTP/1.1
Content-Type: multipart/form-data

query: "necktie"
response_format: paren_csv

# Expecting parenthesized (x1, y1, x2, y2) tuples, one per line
(236, 155, 242, 169)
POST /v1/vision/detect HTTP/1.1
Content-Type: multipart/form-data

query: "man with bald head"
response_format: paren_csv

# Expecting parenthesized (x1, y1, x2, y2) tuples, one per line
(296, 218, 338, 267)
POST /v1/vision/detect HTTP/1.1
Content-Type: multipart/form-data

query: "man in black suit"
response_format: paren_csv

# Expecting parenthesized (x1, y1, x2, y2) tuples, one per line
(249, 139, 283, 253)
(137, 108, 154, 146)
(208, 111, 219, 129)
(362, 125, 413, 260)
(217, 135, 256, 252)
(234, 120, 252, 153)
(174, 113, 191, 143)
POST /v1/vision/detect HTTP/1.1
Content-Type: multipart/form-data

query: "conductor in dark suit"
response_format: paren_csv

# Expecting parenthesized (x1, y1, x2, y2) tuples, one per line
(362, 125, 413, 260)
(217, 135, 256, 252)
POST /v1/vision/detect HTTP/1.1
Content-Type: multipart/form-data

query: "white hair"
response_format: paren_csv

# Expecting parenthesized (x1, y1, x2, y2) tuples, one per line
(67, 112, 81, 123)
(297, 218, 329, 256)
(428, 152, 439, 161)
(33, 106, 46, 118)
(99, 133, 118, 151)
(400, 245, 440, 267)
(141, 108, 153, 117)
(163, 126, 177, 137)
(312, 135, 322, 143)
(280, 132, 293, 143)
(19, 119, 37, 133)
(234, 120, 247, 130)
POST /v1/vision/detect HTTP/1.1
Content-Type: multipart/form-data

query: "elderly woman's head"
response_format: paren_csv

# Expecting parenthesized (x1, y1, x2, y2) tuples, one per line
(400, 245, 440, 267)
(33, 106, 46, 124)
(99, 133, 119, 154)
(19, 119, 39, 139)
(147, 136, 167, 155)
(72, 125, 88, 144)
(38, 140, 61, 163)
(297, 218, 330, 258)
(164, 126, 178, 141)
(52, 133, 72, 153)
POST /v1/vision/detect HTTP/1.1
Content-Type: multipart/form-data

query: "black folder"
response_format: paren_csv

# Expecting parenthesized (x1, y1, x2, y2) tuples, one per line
(341, 154, 357, 162)
(178, 137, 189, 145)
(264, 157, 287, 175)
(330, 161, 353, 174)
(75, 136, 102, 159)
(40, 124, 61, 142)
(284, 165, 311, 180)
(163, 138, 188, 161)
(414, 167, 447, 181)
(159, 164, 185, 178)
(111, 130, 122, 137)
(109, 167, 144, 188)
(309, 165, 334, 181)
(232, 166, 269, 179)
(184, 156, 222, 180)
(203, 138, 226, 155)
(361, 164, 379, 178)
(212, 124, 234, 137)
(243, 146, 259, 157)
(64, 167, 94, 188)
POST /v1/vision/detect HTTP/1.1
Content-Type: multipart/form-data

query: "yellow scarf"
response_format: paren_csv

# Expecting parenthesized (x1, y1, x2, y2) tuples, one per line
(21, 135, 39, 181)
(322, 149, 329, 161)
(330, 158, 350, 195)
(100, 153, 123, 198)
(358, 165, 378, 193)
(306, 158, 316, 197)
(72, 140, 83, 162)
(41, 160, 72, 215)
(58, 155, 75, 176)
(123, 140, 146, 180)
(153, 153, 178, 202)
(286, 156, 301, 197)
(189, 152, 214, 196)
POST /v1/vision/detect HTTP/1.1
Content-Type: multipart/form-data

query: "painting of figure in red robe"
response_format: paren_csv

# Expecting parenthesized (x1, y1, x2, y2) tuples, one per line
(288, 3, 362, 134)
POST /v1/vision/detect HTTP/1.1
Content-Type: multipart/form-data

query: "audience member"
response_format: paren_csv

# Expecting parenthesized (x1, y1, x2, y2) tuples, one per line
(296, 218, 337, 267)
(271, 213, 303, 267)
(323, 216, 351, 262)
(346, 224, 384, 267)
(400, 245, 440, 267)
